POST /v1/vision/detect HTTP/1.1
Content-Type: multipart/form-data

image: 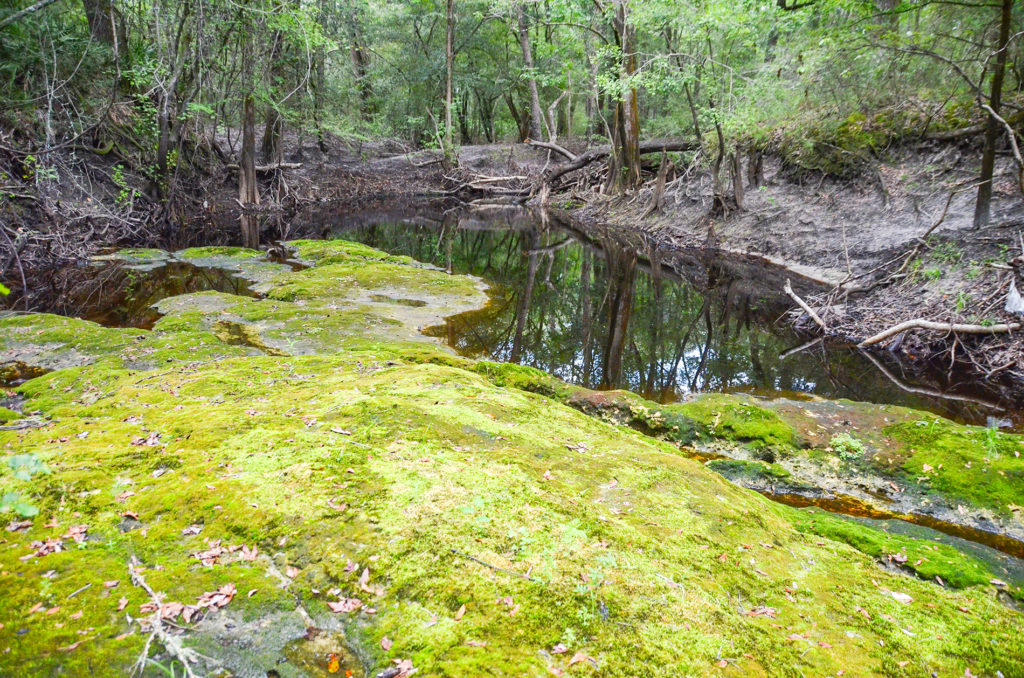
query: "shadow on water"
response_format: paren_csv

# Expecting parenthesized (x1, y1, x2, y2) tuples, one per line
(325, 204, 1021, 431)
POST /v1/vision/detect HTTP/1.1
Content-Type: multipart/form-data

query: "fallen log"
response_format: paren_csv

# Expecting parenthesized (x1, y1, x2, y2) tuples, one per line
(226, 162, 302, 172)
(542, 139, 697, 183)
(858, 319, 1021, 347)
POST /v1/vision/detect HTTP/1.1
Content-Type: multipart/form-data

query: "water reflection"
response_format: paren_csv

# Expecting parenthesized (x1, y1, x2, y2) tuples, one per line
(331, 206, 1018, 427)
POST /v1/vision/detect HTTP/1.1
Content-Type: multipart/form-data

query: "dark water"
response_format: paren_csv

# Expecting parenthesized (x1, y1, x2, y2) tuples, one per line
(320, 206, 1019, 430)
(35, 259, 256, 330)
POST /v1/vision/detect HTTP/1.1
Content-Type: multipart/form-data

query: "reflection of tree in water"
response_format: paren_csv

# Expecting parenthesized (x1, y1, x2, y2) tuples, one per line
(340, 211, 1014, 425)
(342, 213, 818, 398)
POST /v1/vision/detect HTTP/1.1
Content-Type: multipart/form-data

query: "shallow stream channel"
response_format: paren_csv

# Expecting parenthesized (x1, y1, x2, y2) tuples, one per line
(6, 204, 1024, 599)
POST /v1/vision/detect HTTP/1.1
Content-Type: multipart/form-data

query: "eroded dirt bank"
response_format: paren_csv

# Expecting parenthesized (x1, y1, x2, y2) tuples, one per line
(2, 240, 1024, 677)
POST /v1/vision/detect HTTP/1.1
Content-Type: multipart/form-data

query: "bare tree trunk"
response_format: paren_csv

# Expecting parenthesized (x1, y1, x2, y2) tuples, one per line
(747, 148, 763, 188)
(240, 95, 260, 249)
(607, 0, 641, 192)
(504, 92, 529, 141)
(974, 0, 1014, 229)
(82, 0, 123, 46)
(261, 108, 283, 164)
(516, 2, 544, 140)
(444, 0, 456, 159)
(731, 151, 745, 210)
(345, 0, 374, 120)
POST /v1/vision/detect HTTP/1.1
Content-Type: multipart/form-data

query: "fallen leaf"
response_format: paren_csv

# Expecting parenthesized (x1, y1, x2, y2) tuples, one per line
(28, 602, 44, 614)
(454, 604, 466, 621)
(286, 565, 300, 579)
(327, 597, 362, 613)
(466, 640, 486, 647)
(715, 659, 728, 668)
(59, 638, 90, 652)
(70, 610, 83, 620)
(568, 651, 593, 667)
(117, 597, 128, 611)
(103, 580, 120, 589)
(45, 606, 60, 615)
(181, 524, 203, 536)
(551, 643, 569, 654)
(381, 636, 393, 650)
(327, 652, 341, 674)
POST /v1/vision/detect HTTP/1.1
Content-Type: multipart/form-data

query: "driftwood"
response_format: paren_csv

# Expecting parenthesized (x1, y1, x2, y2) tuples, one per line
(858, 319, 1021, 347)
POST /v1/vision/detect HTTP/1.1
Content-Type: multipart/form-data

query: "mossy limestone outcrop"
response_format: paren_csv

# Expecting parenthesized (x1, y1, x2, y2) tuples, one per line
(1, 240, 1022, 677)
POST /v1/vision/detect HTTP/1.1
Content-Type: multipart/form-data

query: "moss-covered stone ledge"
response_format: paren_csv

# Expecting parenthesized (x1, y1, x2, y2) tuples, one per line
(1, 239, 1023, 676)
(2, 353, 1023, 676)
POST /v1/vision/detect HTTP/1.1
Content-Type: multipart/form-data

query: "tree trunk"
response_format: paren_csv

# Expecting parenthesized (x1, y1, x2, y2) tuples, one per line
(444, 0, 456, 158)
(261, 108, 283, 165)
(731, 151, 745, 210)
(345, 1, 374, 120)
(747, 148, 763, 188)
(607, 0, 641, 192)
(81, 0, 123, 46)
(504, 92, 529, 141)
(240, 95, 260, 249)
(516, 2, 544, 140)
(974, 0, 1014, 229)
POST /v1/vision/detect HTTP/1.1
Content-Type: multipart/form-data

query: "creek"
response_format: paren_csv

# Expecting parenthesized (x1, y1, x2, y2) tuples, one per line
(7, 204, 1024, 583)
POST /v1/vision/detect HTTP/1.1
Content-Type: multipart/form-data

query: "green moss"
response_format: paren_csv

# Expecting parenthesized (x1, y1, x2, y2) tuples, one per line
(792, 508, 1010, 593)
(668, 393, 798, 448)
(707, 458, 793, 481)
(0, 406, 21, 422)
(286, 238, 416, 266)
(176, 246, 263, 259)
(883, 417, 1024, 515)
(2, 242, 1022, 676)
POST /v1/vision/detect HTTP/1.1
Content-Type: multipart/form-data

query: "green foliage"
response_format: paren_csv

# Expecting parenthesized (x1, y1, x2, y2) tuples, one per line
(828, 433, 866, 462)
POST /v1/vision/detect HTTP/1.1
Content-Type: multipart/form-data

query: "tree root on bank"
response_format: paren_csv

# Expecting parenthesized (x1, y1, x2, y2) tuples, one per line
(857, 318, 1021, 347)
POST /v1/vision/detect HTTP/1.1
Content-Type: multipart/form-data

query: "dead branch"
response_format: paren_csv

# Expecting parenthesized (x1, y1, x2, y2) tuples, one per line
(858, 319, 1022, 347)
(525, 139, 576, 161)
(0, 0, 60, 30)
(784, 278, 827, 331)
(129, 558, 208, 678)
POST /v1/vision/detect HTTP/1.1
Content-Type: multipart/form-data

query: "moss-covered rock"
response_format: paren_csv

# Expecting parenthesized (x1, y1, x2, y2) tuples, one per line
(2, 239, 1023, 676)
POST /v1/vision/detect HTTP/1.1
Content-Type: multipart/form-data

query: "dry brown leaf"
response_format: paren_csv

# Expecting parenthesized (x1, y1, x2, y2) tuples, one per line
(454, 604, 467, 621)
(381, 636, 393, 650)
